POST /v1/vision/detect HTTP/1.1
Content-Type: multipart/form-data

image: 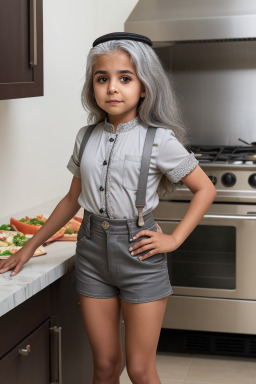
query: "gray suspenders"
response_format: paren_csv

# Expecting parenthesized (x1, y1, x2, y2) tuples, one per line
(78, 124, 157, 227)
(135, 127, 157, 226)
(78, 124, 97, 161)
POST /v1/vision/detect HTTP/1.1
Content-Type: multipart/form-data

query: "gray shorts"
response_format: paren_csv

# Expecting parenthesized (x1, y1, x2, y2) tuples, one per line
(74, 210, 173, 303)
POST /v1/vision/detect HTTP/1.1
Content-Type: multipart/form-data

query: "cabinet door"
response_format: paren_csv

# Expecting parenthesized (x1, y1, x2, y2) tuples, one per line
(0, 0, 43, 100)
(0, 320, 50, 384)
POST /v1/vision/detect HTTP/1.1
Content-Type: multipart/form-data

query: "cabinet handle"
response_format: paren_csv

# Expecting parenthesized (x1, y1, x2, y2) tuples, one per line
(29, 0, 38, 66)
(50, 326, 63, 384)
(19, 344, 31, 356)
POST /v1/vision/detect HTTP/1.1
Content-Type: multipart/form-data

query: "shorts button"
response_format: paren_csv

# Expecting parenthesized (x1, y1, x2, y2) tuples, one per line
(102, 221, 110, 229)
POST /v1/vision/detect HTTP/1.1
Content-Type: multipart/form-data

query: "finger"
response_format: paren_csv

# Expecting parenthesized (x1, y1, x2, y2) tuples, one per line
(0, 262, 16, 273)
(2, 255, 18, 267)
(156, 223, 163, 233)
(0, 260, 7, 269)
(133, 230, 154, 239)
(0, 257, 10, 266)
(0, 259, 13, 270)
(129, 237, 152, 251)
(139, 249, 156, 260)
(130, 242, 155, 256)
(10, 262, 24, 276)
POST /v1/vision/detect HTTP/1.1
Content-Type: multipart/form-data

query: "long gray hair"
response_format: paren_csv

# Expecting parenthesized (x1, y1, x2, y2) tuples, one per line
(81, 40, 188, 197)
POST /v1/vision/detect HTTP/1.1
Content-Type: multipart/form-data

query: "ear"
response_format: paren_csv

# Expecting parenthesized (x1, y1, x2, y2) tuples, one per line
(140, 87, 146, 98)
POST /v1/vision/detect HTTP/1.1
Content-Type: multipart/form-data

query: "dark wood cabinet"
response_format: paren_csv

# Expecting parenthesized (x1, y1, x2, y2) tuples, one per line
(0, 320, 50, 384)
(0, 0, 43, 100)
(0, 267, 126, 383)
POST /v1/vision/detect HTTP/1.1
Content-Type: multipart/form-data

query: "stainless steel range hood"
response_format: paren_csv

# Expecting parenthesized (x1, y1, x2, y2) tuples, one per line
(125, 0, 256, 45)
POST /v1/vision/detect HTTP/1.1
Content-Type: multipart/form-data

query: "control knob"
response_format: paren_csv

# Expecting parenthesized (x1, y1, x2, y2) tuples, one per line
(208, 175, 217, 185)
(248, 174, 256, 188)
(221, 172, 236, 187)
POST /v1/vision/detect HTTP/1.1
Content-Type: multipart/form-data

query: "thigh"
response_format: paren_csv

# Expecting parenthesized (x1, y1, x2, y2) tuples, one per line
(79, 294, 122, 362)
(121, 297, 168, 364)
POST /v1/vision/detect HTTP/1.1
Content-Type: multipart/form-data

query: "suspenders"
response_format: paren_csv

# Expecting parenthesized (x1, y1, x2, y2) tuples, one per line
(135, 127, 157, 226)
(78, 124, 97, 161)
(78, 124, 157, 227)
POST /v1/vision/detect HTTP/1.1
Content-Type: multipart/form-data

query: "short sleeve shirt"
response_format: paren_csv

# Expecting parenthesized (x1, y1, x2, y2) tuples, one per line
(67, 116, 198, 219)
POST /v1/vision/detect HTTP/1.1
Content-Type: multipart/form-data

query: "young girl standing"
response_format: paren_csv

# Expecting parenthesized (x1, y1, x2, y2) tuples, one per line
(0, 32, 216, 384)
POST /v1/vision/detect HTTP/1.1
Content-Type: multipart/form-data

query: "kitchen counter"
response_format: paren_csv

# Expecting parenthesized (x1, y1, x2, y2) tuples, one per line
(0, 198, 126, 383)
(0, 196, 81, 317)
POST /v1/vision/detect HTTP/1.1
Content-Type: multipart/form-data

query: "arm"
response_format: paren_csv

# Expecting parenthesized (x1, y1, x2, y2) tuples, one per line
(128, 166, 217, 259)
(167, 165, 217, 248)
(0, 176, 82, 276)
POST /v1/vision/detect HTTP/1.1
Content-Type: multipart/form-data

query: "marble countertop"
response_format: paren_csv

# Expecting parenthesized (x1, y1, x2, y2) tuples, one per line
(0, 197, 83, 318)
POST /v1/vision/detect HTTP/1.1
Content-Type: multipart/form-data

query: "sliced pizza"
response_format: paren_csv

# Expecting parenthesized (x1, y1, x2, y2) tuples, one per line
(10, 215, 46, 234)
(0, 230, 47, 259)
(0, 245, 46, 259)
(54, 216, 82, 241)
(8, 215, 82, 242)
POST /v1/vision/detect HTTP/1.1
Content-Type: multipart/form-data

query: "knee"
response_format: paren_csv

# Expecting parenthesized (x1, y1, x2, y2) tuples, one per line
(126, 359, 153, 384)
(94, 357, 122, 382)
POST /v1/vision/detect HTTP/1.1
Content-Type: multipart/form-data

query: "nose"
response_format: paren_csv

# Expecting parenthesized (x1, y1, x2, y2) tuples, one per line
(107, 79, 119, 94)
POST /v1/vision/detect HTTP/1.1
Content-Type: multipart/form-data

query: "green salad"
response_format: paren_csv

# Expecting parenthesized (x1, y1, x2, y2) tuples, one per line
(0, 224, 14, 231)
(20, 218, 45, 226)
(0, 250, 13, 256)
(13, 234, 29, 247)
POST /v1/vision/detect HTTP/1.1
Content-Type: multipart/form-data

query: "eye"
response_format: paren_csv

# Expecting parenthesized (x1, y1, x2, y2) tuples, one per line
(121, 76, 131, 84)
(97, 76, 108, 83)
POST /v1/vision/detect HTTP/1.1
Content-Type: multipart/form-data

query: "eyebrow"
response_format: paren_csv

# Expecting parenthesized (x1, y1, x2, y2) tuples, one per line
(93, 70, 135, 76)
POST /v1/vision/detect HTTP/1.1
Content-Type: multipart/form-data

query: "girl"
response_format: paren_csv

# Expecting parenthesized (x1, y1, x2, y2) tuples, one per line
(0, 32, 216, 384)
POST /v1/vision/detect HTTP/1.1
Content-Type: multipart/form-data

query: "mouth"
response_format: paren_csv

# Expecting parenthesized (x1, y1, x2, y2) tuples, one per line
(106, 100, 122, 105)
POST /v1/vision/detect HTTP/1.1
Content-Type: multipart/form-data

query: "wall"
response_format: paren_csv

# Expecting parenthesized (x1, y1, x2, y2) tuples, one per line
(0, 0, 138, 219)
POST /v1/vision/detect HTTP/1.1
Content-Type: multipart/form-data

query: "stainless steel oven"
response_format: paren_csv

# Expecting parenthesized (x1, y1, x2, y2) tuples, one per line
(153, 159, 256, 335)
(126, 0, 256, 335)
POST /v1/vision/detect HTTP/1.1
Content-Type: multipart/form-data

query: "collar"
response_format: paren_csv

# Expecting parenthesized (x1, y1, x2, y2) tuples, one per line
(102, 116, 141, 133)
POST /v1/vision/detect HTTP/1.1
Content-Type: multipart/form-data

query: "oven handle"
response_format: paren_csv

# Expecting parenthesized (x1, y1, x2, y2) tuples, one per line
(204, 214, 256, 220)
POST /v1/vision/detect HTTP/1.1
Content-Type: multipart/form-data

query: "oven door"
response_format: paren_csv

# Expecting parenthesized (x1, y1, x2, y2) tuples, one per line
(154, 201, 256, 301)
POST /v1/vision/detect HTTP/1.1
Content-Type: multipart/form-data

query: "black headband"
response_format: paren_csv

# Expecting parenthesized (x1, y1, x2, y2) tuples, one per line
(92, 32, 153, 47)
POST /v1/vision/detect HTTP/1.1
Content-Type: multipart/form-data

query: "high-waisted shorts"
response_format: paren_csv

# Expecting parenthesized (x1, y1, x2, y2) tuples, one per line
(74, 209, 173, 303)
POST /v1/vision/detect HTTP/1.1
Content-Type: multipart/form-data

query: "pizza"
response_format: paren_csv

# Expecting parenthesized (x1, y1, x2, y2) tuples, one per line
(9, 215, 82, 242)
(10, 215, 47, 234)
(0, 230, 46, 259)
(54, 216, 83, 242)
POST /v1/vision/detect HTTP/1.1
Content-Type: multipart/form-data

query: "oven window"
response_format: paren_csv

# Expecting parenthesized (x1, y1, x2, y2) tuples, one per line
(167, 225, 236, 289)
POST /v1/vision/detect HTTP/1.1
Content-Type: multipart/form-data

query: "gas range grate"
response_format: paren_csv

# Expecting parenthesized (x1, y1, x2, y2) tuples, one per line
(190, 145, 256, 164)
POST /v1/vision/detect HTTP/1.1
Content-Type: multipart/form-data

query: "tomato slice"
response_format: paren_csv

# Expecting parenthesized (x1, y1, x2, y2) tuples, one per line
(74, 216, 82, 223)
(10, 218, 42, 235)
(44, 230, 65, 244)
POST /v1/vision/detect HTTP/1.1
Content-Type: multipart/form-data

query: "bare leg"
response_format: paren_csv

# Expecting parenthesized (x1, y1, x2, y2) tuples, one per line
(79, 294, 123, 384)
(121, 297, 168, 384)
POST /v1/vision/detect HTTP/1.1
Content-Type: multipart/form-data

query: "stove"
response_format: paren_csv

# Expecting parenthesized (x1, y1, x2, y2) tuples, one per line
(175, 145, 256, 203)
(154, 144, 256, 335)
(191, 145, 256, 165)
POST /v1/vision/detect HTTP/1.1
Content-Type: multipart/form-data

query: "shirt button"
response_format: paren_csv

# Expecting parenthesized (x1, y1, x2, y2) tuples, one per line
(103, 160, 107, 165)
(109, 138, 114, 142)
(99, 186, 104, 191)
(99, 208, 105, 213)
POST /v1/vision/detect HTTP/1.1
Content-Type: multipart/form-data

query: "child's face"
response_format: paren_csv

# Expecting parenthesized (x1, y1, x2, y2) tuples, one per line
(93, 50, 145, 125)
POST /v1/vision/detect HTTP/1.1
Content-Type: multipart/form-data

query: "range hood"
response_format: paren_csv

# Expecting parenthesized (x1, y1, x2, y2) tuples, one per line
(125, 0, 256, 45)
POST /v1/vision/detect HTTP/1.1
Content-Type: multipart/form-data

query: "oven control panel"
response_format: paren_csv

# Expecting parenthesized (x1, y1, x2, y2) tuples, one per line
(173, 164, 256, 203)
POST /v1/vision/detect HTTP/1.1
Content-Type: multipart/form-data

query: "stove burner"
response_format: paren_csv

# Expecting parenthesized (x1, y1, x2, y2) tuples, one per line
(190, 145, 256, 164)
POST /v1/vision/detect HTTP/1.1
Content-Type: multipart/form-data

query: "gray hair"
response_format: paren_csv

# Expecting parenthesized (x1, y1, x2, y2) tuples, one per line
(81, 40, 188, 197)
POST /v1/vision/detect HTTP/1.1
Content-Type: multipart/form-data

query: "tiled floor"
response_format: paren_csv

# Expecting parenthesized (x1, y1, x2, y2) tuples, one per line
(120, 352, 256, 384)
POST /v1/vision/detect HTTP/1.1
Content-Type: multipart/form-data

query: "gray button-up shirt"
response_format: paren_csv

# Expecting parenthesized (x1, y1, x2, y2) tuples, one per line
(67, 117, 198, 219)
